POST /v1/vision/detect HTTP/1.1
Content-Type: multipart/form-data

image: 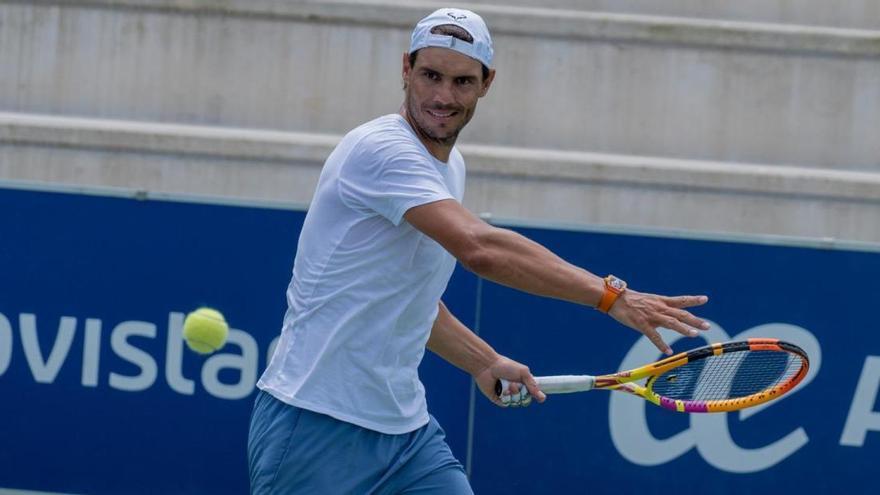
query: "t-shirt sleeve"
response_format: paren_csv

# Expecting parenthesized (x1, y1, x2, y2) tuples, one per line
(337, 134, 454, 226)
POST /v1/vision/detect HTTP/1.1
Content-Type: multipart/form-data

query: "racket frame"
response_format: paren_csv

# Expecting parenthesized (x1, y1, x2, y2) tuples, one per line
(531, 338, 809, 413)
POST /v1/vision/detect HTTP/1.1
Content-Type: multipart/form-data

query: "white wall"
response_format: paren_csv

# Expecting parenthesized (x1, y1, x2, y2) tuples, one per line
(2, 1, 879, 242)
(5, 112, 880, 243)
(2, 1, 878, 169)
(476, 0, 880, 30)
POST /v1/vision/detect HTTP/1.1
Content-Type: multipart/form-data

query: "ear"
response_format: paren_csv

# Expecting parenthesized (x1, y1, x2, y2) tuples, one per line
(402, 52, 412, 81)
(479, 68, 496, 97)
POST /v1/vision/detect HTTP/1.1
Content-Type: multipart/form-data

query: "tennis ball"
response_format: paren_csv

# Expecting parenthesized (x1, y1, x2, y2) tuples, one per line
(182, 307, 229, 354)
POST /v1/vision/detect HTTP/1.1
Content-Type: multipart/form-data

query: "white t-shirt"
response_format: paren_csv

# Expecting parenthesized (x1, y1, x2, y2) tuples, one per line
(257, 114, 466, 434)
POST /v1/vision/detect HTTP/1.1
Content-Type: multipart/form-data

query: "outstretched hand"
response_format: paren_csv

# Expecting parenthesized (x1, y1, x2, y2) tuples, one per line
(473, 355, 547, 408)
(608, 290, 710, 355)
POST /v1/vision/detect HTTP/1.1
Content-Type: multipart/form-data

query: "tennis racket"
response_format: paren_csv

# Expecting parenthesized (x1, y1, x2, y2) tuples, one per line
(495, 338, 809, 412)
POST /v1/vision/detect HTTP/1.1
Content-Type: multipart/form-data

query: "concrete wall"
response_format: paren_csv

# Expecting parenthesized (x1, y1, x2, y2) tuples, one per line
(5, 112, 880, 243)
(476, 0, 880, 30)
(3, 1, 879, 169)
(2, 0, 880, 243)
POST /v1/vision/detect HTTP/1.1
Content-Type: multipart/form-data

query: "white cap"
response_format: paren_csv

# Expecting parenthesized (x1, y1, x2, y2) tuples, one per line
(409, 8, 494, 68)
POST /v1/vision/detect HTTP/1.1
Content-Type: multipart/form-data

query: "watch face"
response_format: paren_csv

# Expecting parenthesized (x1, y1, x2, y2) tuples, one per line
(608, 276, 626, 290)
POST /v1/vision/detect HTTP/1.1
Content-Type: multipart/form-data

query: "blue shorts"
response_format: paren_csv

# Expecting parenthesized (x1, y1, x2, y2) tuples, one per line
(247, 390, 473, 495)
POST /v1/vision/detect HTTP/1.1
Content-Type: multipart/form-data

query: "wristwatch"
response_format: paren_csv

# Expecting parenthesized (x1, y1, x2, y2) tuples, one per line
(597, 275, 627, 313)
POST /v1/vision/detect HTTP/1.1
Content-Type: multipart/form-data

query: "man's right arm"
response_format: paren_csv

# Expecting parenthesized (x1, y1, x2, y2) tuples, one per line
(403, 199, 709, 354)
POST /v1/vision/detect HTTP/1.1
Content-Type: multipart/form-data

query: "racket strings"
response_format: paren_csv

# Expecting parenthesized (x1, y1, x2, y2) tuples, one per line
(651, 351, 804, 401)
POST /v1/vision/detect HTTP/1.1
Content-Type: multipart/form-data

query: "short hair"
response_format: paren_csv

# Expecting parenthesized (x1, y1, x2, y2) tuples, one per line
(409, 24, 490, 80)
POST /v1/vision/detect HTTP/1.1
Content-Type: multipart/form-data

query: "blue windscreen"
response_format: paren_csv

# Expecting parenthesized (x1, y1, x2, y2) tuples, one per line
(2, 186, 879, 495)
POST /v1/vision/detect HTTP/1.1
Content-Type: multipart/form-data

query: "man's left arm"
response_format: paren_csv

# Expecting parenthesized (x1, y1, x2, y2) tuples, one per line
(427, 300, 546, 406)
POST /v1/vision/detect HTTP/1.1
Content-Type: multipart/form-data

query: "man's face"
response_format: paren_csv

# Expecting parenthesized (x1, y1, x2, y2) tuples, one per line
(402, 47, 495, 147)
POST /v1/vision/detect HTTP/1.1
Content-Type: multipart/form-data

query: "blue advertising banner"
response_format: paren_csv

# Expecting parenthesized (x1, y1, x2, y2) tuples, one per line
(470, 225, 880, 494)
(2, 184, 879, 494)
(0, 185, 473, 495)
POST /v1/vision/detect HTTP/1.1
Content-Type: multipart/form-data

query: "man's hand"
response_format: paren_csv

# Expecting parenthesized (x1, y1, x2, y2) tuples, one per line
(608, 289, 710, 355)
(473, 355, 547, 408)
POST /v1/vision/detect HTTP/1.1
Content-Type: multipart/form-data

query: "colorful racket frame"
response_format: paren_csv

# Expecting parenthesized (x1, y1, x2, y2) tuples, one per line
(598, 338, 809, 412)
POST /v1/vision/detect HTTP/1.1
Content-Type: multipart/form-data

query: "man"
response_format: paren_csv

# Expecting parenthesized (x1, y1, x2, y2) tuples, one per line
(248, 8, 709, 494)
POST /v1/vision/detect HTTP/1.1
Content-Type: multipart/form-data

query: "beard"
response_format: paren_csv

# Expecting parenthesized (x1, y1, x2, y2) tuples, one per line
(405, 94, 470, 146)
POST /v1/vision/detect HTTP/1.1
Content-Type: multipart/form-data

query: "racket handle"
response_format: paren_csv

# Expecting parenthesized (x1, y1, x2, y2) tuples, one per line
(494, 375, 596, 397)
(536, 375, 596, 394)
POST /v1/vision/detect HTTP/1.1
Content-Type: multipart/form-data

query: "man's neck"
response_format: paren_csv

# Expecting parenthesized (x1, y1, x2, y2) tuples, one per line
(399, 108, 453, 162)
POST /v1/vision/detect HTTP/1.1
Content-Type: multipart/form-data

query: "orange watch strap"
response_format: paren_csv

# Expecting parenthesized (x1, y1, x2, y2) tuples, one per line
(597, 275, 626, 313)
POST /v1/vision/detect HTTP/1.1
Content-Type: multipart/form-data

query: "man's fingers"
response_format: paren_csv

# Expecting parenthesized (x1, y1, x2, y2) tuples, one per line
(643, 327, 672, 355)
(660, 298, 710, 330)
(501, 384, 530, 408)
(663, 295, 709, 309)
(672, 308, 710, 331)
(523, 376, 546, 403)
(498, 376, 545, 407)
(662, 318, 701, 338)
(659, 309, 708, 335)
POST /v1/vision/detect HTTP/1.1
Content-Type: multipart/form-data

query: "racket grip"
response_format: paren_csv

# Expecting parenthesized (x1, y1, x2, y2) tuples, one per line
(493, 378, 509, 397)
(494, 375, 596, 397)
(535, 375, 596, 394)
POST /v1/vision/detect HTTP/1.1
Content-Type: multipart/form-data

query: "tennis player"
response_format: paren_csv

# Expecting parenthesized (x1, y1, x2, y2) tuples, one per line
(248, 7, 709, 494)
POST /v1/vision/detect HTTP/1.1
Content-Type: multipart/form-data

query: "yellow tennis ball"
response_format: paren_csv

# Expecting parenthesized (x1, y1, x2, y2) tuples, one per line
(183, 307, 229, 354)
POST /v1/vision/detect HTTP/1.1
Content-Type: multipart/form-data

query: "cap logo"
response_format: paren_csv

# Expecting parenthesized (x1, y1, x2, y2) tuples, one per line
(411, 8, 493, 67)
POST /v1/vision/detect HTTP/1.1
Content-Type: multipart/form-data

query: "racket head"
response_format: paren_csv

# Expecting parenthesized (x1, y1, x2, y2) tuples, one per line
(597, 338, 809, 413)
